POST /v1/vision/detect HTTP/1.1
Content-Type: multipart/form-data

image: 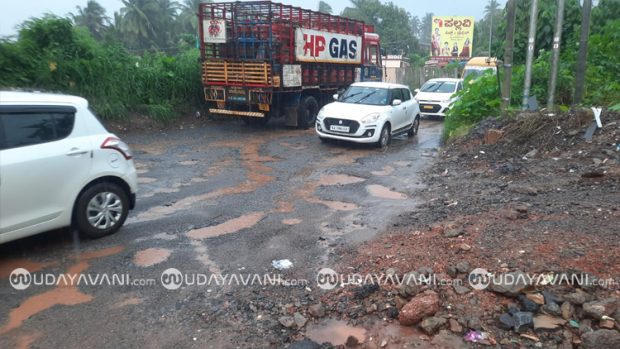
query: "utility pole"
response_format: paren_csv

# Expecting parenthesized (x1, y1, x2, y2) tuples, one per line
(522, 0, 539, 110)
(547, 0, 565, 114)
(488, 6, 493, 56)
(573, 0, 592, 105)
(501, 0, 517, 117)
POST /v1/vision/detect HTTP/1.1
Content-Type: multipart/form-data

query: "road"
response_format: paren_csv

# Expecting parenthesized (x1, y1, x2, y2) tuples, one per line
(0, 119, 442, 348)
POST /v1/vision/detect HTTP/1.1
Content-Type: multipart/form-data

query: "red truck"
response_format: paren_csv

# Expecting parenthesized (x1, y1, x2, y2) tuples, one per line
(198, 1, 383, 128)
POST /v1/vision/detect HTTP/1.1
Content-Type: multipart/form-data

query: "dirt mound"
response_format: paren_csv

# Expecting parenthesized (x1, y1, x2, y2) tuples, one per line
(320, 109, 620, 348)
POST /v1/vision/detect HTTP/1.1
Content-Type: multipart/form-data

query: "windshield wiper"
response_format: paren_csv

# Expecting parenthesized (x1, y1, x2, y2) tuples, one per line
(355, 90, 378, 104)
(341, 92, 363, 101)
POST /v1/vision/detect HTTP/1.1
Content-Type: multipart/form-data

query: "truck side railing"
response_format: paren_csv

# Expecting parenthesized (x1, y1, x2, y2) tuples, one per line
(203, 60, 273, 87)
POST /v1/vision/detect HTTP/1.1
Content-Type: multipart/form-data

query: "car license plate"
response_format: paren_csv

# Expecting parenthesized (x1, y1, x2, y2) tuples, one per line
(330, 125, 350, 132)
(423, 105, 433, 109)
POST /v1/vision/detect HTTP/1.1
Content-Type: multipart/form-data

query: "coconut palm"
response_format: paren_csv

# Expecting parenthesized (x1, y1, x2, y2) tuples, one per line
(484, 0, 501, 20)
(318, 1, 333, 14)
(71, 0, 110, 40)
(178, 0, 212, 35)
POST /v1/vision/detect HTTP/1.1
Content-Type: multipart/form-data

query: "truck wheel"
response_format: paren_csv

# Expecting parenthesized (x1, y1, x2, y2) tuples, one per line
(298, 96, 319, 129)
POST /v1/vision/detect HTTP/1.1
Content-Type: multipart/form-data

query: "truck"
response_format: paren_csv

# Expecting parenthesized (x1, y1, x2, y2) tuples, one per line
(198, 1, 383, 128)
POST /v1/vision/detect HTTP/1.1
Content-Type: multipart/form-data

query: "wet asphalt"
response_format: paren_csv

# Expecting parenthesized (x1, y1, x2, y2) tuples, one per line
(0, 118, 442, 348)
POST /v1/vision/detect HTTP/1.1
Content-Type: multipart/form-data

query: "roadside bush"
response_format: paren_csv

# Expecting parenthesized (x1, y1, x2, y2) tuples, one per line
(443, 72, 500, 139)
(0, 15, 202, 121)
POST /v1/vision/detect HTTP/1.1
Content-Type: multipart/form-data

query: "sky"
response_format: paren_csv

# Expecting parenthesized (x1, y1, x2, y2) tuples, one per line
(0, 0, 508, 38)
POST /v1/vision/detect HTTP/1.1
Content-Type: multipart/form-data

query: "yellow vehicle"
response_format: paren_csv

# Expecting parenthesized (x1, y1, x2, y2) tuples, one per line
(462, 57, 498, 79)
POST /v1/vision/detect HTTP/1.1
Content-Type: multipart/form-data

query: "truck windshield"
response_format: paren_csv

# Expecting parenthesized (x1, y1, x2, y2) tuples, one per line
(340, 86, 389, 105)
(420, 81, 457, 93)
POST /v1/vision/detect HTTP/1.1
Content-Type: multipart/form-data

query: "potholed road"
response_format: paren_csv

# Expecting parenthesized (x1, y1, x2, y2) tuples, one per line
(0, 119, 442, 348)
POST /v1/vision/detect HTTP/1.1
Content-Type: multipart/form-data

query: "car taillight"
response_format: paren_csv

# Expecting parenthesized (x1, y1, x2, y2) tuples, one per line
(101, 137, 133, 160)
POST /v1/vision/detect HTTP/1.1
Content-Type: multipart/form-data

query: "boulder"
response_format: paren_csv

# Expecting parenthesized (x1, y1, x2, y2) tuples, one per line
(582, 298, 618, 320)
(581, 330, 620, 349)
(420, 316, 447, 335)
(398, 291, 440, 326)
(489, 271, 530, 296)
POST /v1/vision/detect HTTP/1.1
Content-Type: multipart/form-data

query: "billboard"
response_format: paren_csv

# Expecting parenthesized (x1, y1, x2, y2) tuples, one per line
(430, 16, 474, 58)
(295, 28, 362, 64)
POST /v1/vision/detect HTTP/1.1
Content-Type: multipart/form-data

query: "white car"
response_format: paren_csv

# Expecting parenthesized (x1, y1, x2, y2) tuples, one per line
(0, 91, 138, 244)
(316, 82, 420, 147)
(414, 78, 463, 118)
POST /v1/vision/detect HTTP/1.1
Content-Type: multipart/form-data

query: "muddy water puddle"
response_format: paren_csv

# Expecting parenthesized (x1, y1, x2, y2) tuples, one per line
(366, 184, 407, 200)
(371, 165, 395, 176)
(133, 248, 171, 267)
(318, 174, 366, 186)
(186, 212, 265, 240)
(305, 319, 366, 346)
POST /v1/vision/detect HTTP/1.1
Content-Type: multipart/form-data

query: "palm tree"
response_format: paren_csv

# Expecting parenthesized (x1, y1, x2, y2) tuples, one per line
(410, 15, 420, 39)
(178, 0, 211, 36)
(420, 12, 434, 45)
(484, 0, 501, 20)
(318, 1, 333, 14)
(153, 0, 181, 47)
(71, 0, 110, 40)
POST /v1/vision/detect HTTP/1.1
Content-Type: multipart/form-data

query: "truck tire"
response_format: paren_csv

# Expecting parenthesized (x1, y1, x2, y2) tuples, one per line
(297, 96, 319, 129)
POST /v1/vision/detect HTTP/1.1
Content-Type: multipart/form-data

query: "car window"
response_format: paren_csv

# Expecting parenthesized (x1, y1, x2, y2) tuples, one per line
(457, 82, 463, 91)
(401, 88, 411, 101)
(0, 112, 75, 150)
(391, 88, 404, 102)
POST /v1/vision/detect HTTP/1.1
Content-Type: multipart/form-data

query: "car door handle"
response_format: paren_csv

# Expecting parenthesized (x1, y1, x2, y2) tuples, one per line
(67, 148, 89, 156)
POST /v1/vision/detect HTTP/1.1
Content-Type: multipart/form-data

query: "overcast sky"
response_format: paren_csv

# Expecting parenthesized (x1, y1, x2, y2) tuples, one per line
(0, 0, 508, 38)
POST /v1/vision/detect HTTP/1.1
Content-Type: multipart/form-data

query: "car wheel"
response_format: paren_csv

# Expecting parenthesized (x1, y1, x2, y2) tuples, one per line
(297, 96, 319, 129)
(75, 182, 129, 239)
(375, 123, 391, 148)
(407, 115, 420, 137)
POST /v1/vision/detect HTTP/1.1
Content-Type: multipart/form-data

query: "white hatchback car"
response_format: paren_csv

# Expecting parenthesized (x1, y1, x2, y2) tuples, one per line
(316, 82, 420, 147)
(0, 91, 138, 244)
(414, 78, 463, 118)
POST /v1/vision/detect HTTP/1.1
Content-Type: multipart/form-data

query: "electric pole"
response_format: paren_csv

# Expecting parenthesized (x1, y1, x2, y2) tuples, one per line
(501, 0, 517, 117)
(547, 0, 565, 114)
(573, 0, 592, 105)
(522, 0, 539, 110)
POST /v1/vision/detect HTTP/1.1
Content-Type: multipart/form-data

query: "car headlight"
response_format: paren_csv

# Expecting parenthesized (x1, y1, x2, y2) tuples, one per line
(361, 112, 380, 124)
(317, 109, 326, 120)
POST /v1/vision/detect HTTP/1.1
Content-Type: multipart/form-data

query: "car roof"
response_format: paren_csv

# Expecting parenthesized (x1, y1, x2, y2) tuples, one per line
(350, 82, 410, 89)
(0, 91, 88, 108)
(425, 78, 462, 83)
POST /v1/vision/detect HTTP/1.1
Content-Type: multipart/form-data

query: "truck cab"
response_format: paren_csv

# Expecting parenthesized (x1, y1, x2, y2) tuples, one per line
(360, 32, 382, 82)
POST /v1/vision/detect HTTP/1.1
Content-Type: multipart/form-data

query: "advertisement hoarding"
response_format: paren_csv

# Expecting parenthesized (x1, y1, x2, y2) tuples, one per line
(295, 28, 362, 64)
(430, 16, 474, 58)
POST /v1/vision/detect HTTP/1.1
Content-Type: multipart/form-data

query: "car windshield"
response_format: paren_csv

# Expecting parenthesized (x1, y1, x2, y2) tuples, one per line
(420, 81, 457, 93)
(340, 86, 389, 105)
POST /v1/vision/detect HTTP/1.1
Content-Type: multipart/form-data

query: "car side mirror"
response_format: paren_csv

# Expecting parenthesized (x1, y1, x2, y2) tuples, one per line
(392, 99, 402, 106)
(333, 94, 339, 100)
(414, 88, 420, 93)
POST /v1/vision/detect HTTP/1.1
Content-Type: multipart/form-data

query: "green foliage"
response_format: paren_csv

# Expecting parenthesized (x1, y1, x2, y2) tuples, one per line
(0, 16, 202, 120)
(341, 0, 419, 55)
(495, 0, 582, 64)
(443, 72, 500, 139)
(583, 19, 620, 106)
